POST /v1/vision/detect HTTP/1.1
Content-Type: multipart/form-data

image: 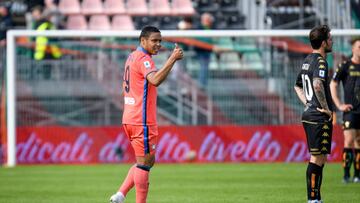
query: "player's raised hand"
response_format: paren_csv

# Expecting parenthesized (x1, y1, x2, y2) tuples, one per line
(171, 43, 184, 60)
(338, 103, 353, 112)
(316, 108, 333, 121)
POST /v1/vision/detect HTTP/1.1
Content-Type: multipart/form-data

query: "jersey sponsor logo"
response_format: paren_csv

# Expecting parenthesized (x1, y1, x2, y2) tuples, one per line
(144, 61, 151, 69)
(152, 144, 156, 150)
(319, 64, 326, 69)
(302, 64, 309, 70)
(124, 97, 135, 105)
(319, 70, 325, 77)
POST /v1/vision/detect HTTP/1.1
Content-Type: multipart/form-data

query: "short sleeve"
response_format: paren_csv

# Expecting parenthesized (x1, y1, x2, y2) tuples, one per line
(295, 72, 303, 88)
(139, 56, 157, 78)
(332, 62, 346, 82)
(313, 60, 328, 81)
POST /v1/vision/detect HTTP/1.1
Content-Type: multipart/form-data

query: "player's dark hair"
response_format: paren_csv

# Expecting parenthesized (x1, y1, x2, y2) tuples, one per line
(309, 25, 331, 49)
(139, 26, 160, 41)
(351, 37, 360, 46)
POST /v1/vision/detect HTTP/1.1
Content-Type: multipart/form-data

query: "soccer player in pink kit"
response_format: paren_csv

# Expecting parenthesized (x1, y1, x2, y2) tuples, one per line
(110, 26, 183, 203)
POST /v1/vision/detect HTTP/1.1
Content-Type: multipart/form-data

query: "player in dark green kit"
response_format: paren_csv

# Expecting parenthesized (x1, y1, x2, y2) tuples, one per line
(294, 25, 333, 203)
(330, 37, 360, 183)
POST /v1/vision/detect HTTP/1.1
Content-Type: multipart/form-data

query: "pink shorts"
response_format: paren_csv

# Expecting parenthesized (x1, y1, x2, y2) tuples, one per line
(123, 124, 158, 157)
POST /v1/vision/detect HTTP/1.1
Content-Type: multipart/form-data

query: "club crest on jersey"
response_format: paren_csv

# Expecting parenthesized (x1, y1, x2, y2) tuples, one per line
(350, 65, 355, 70)
(319, 70, 325, 77)
(144, 61, 151, 69)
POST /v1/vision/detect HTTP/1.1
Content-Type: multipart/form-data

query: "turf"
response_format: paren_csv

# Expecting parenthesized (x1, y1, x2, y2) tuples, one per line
(0, 163, 359, 203)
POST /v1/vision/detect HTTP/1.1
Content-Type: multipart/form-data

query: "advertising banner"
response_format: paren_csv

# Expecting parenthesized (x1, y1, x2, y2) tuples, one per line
(12, 125, 343, 164)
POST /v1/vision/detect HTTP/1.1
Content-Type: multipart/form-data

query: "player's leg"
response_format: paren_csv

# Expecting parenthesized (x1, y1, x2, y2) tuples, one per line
(342, 129, 355, 183)
(110, 125, 135, 203)
(307, 154, 327, 201)
(353, 129, 360, 182)
(303, 121, 332, 202)
(134, 154, 155, 203)
(131, 125, 158, 203)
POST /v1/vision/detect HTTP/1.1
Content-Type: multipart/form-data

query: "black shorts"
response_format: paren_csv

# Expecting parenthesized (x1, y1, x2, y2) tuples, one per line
(302, 121, 333, 155)
(343, 112, 360, 130)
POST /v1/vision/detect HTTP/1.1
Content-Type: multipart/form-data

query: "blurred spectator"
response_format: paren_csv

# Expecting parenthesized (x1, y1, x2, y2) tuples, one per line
(178, 16, 193, 30)
(29, 5, 43, 29)
(33, 9, 62, 79)
(0, 3, 13, 43)
(26, 1, 62, 29)
(194, 12, 215, 88)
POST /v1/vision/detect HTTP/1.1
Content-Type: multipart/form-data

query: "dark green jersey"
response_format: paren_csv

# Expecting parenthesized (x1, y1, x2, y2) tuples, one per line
(332, 59, 360, 113)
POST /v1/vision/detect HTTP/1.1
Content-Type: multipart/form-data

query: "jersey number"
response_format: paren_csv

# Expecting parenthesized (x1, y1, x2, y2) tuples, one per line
(124, 65, 130, 93)
(301, 74, 313, 101)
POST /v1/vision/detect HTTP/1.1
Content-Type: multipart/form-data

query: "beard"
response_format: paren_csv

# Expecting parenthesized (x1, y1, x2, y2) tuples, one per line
(325, 47, 332, 53)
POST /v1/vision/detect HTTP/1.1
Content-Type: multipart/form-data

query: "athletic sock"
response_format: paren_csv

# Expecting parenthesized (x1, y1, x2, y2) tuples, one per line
(119, 164, 136, 196)
(343, 148, 353, 178)
(354, 149, 360, 178)
(134, 164, 150, 203)
(306, 162, 323, 201)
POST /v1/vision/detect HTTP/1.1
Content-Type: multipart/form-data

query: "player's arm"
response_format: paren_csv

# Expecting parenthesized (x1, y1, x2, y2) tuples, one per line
(313, 78, 332, 118)
(294, 72, 307, 105)
(294, 85, 307, 105)
(330, 64, 353, 112)
(146, 44, 183, 87)
(330, 80, 353, 112)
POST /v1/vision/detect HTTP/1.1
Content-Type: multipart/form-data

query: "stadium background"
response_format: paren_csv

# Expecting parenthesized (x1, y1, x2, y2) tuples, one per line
(0, 0, 360, 164)
(1, 1, 360, 203)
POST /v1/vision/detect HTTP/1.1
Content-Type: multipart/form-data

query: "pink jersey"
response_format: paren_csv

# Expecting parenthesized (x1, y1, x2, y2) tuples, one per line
(122, 47, 158, 125)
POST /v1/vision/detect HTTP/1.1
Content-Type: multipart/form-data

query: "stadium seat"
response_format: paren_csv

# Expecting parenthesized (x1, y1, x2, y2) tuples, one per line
(103, 0, 126, 15)
(133, 16, 159, 29)
(219, 0, 238, 12)
(193, 0, 219, 13)
(66, 15, 88, 30)
(89, 15, 111, 30)
(172, 0, 195, 16)
(158, 16, 179, 29)
(127, 0, 148, 16)
(111, 15, 135, 30)
(81, 0, 104, 15)
(59, 0, 81, 15)
(148, 0, 171, 16)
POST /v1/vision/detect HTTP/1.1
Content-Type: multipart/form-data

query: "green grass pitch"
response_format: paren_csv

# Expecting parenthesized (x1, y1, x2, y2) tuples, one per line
(0, 163, 359, 203)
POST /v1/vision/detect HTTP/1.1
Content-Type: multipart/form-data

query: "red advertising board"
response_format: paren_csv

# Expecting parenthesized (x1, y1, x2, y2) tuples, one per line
(4, 125, 343, 164)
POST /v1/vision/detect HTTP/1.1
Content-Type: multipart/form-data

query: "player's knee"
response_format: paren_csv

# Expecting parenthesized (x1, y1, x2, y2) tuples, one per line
(138, 154, 155, 169)
(310, 154, 327, 166)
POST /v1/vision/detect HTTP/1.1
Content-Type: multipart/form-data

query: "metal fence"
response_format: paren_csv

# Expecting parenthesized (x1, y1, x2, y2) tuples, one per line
(2, 33, 353, 126)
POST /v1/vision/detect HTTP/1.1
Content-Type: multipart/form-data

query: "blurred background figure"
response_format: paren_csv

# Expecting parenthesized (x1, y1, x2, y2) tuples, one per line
(33, 8, 62, 79)
(178, 16, 193, 30)
(194, 12, 215, 89)
(0, 3, 13, 43)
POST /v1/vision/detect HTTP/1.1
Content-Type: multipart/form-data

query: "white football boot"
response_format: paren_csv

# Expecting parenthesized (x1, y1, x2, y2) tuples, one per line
(109, 192, 125, 203)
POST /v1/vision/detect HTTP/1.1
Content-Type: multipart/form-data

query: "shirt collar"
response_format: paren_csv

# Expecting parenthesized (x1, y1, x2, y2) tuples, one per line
(137, 46, 149, 55)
